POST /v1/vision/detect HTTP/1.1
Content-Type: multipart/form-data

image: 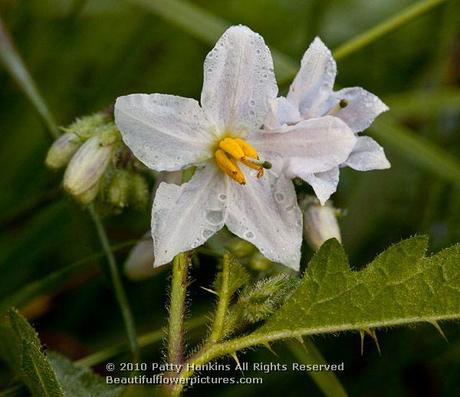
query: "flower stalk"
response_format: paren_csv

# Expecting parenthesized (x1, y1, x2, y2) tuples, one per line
(88, 205, 140, 362)
(208, 254, 232, 344)
(167, 253, 190, 366)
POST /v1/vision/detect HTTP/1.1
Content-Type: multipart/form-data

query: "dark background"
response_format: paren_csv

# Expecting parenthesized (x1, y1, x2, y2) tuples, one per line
(0, 0, 459, 396)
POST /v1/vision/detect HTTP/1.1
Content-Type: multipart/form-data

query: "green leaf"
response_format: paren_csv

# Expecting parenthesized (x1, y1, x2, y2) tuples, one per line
(257, 237, 460, 337)
(191, 237, 460, 362)
(0, 309, 64, 397)
(48, 352, 125, 397)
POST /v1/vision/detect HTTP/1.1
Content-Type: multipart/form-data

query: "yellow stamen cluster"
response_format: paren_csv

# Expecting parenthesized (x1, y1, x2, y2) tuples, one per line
(214, 137, 266, 184)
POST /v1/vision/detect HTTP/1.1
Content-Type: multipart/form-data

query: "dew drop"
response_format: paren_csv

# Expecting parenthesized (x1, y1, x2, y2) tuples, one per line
(245, 231, 254, 239)
(202, 229, 213, 239)
(206, 210, 224, 225)
(275, 192, 285, 202)
(218, 193, 227, 201)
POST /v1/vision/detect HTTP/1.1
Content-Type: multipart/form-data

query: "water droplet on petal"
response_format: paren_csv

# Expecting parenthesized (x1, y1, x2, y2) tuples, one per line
(245, 231, 254, 239)
(202, 229, 213, 239)
(206, 210, 224, 226)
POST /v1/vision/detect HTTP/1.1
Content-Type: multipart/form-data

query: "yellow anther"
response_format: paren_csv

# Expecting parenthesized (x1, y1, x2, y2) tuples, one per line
(219, 137, 245, 160)
(240, 157, 264, 178)
(215, 149, 246, 185)
(234, 138, 259, 159)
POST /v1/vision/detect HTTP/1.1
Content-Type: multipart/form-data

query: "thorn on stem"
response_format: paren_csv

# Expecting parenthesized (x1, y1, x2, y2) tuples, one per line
(428, 321, 448, 342)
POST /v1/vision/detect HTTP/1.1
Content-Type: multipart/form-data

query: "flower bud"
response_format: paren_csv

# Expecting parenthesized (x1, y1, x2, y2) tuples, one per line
(249, 251, 271, 271)
(107, 170, 130, 208)
(45, 132, 82, 170)
(130, 173, 149, 209)
(302, 196, 342, 251)
(227, 239, 256, 258)
(65, 112, 109, 139)
(63, 135, 114, 196)
(124, 234, 155, 281)
(74, 181, 100, 205)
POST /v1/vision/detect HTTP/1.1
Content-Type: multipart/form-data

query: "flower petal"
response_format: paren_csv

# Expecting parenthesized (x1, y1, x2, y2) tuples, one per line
(226, 171, 302, 270)
(344, 136, 391, 171)
(298, 168, 339, 205)
(115, 94, 212, 172)
(264, 97, 301, 130)
(329, 87, 389, 133)
(250, 116, 356, 175)
(201, 25, 278, 133)
(152, 165, 227, 266)
(287, 37, 336, 117)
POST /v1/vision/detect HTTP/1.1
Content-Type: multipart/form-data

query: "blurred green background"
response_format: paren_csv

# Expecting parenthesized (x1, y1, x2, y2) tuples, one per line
(0, 0, 459, 396)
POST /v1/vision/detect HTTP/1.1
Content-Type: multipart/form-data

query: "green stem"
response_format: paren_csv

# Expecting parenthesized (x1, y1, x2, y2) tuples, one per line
(0, 15, 59, 139)
(285, 338, 348, 397)
(333, 0, 448, 60)
(88, 205, 140, 362)
(167, 253, 190, 365)
(208, 255, 231, 344)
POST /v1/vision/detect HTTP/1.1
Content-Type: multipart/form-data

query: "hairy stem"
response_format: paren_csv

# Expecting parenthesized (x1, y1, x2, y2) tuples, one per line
(167, 253, 190, 366)
(88, 205, 140, 362)
(208, 255, 231, 344)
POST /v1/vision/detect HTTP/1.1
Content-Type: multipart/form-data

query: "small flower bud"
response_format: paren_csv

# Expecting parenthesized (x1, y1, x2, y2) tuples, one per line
(74, 181, 100, 205)
(226, 239, 255, 258)
(249, 251, 271, 271)
(124, 233, 155, 281)
(63, 135, 114, 196)
(45, 132, 82, 170)
(130, 173, 149, 209)
(65, 112, 110, 139)
(107, 170, 130, 208)
(302, 196, 342, 251)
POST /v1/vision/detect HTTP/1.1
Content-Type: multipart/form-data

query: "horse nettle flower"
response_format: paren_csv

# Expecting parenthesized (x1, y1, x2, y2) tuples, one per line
(45, 131, 82, 170)
(265, 37, 390, 204)
(124, 233, 155, 281)
(302, 196, 342, 251)
(63, 130, 117, 197)
(115, 26, 356, 269)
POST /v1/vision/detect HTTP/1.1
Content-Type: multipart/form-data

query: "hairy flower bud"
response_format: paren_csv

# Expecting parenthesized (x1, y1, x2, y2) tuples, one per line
(64, 112, 110, 139)
(130, 174, 149, 209)
(124, 233, 155, 281)
(302, 196, 342, 251)
(45, 132, 82, 170)
(108, 170, 130, 208)
(63, 134, 115, 196)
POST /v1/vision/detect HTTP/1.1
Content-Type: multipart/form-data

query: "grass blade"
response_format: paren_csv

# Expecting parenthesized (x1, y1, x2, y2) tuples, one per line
(0, 16, 59, 139)
(334, 0, 449, 60)
(370, 115, 460, 184)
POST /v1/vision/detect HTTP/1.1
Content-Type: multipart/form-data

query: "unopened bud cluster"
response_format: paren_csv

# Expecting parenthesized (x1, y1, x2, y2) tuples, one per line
(45, 112, 150, 210)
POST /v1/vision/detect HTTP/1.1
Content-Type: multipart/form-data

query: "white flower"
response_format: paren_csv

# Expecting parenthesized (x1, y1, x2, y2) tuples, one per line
(265, 37, 390, 204)
(115, 26, 356, 270)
